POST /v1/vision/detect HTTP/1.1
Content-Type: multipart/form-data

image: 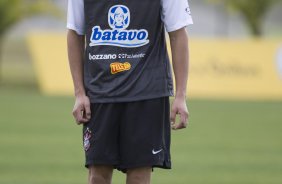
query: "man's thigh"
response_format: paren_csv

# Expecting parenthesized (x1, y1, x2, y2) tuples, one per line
(118, 97, 171, 171)
(83, 103, 122, 168)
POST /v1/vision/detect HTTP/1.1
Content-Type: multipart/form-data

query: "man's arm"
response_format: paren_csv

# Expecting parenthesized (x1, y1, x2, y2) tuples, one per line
(169, 28, 190, 130)
(67, 30, 91, 124)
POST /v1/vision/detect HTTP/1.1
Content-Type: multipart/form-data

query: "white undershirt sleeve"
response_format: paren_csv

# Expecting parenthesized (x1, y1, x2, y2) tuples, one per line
(161, 0, 193, 32)
(67, 0, 85, 35)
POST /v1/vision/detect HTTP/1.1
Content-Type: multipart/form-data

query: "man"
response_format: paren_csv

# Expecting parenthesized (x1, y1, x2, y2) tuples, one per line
(67, 0, 193, 183)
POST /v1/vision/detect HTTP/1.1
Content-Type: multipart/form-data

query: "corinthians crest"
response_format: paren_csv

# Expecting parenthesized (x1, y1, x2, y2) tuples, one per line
(90, 5, 150, 48)
(83, 128, 92, 151)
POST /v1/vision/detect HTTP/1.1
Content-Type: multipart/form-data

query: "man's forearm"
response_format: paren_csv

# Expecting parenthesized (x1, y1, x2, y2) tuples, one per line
(67, 30, 86, 97)
(169, 28, 189, 98)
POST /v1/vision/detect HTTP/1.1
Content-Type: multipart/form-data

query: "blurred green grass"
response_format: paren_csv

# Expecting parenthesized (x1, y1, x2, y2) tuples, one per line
(1, 88, 282, 184)
(0, 38, 282, 184)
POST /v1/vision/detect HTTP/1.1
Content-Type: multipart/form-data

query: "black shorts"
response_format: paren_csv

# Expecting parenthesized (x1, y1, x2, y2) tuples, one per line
(82, 97, 171, 172)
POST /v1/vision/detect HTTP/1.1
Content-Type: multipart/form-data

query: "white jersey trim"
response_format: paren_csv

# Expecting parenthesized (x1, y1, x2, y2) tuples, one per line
(165, 19, 193, 33)
(67, 23, 85, 35)
(160, 0, 193, 32)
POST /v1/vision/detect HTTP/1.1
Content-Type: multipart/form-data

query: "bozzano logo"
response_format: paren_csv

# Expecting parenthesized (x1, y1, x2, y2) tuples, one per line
(90, 5, 149, 48)
(110, 62, 131, 74)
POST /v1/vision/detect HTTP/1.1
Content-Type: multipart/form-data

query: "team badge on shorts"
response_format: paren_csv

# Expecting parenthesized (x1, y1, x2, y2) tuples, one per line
(83, 128, 92, 151)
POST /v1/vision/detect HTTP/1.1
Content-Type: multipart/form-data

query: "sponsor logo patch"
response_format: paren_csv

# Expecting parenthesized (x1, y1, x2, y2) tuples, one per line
(110, 62, 131, 74)
(90, 5, 149, 48)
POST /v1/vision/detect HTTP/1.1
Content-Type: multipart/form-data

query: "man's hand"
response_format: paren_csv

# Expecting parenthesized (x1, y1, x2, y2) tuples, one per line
(72, 95, 91, 125)
(170, 97, 189, 130)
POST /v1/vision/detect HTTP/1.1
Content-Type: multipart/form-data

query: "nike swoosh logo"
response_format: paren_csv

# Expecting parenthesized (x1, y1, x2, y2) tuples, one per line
(152, 149, 163, 155)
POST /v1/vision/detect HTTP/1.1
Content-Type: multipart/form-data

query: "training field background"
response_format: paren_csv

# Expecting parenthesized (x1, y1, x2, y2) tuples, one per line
(0, 39, 282, 184)
(1, 0, 282, 183)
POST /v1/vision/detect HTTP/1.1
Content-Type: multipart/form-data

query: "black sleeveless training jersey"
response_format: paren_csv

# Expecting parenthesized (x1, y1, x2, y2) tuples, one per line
(84, 0, 173, 103)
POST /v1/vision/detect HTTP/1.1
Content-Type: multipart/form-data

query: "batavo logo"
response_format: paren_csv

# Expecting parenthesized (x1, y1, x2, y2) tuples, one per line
(110, 62, 131, 74)
(90, 5, 149, 48)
